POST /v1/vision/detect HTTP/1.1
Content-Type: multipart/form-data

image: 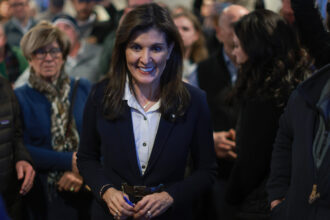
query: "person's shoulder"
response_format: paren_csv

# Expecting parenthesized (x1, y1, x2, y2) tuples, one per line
(3, 19, 13, 28)
(10, 45, 25, 58)
(198, 52, 219, 68)
(73, 77, 91, 94)
(295, 63, 330, 103)
(299, 64, 330, 89)
(84, 41, 102, 53)
(75, 77, 91, 88)
(14, 83, 31, 94)
(0, 77, 12, 95)
(90, 78, 109, 99)
(30, 18, 38, 27)
(0, 76, 8, 86)
(184, 83, 206, 101)
(14, 84, 34, 102)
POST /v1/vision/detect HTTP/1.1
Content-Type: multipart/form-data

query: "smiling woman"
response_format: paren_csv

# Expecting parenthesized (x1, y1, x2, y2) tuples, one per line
(125, 28, 174, 108)
(77, 3, 217, 220)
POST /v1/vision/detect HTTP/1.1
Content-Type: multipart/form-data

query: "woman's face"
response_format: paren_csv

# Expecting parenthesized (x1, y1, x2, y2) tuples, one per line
(125, 28, 173, 89)
(29, 41, 64, 82)
(174, 16, 199, 49)
(232, 34, 248, 65)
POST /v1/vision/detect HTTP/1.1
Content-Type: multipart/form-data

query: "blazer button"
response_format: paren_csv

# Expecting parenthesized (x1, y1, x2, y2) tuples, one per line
(143, 142, 147, 147)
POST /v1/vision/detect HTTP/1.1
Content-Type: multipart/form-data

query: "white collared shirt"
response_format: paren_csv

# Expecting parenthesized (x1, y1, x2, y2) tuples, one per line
(123, 81, 161, 175)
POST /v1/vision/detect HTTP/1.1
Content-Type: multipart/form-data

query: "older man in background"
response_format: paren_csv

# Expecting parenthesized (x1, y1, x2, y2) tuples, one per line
(53, 14, 103, 83)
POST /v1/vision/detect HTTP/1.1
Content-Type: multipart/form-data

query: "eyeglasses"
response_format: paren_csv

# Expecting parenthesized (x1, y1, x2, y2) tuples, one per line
(33, 47, 62, 59)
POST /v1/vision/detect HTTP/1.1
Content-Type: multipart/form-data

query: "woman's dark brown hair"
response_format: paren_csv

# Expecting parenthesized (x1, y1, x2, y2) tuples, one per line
(103, 3, 190, 120)
(232, 9, 312, 107)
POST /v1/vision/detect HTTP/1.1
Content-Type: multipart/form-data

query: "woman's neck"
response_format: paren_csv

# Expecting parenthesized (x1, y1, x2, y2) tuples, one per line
(184, 46, 192, 60)
(133, 81, 160, 111)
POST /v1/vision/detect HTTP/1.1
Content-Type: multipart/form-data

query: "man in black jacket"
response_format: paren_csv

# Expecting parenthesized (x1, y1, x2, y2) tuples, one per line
(0, 76, 35, 219)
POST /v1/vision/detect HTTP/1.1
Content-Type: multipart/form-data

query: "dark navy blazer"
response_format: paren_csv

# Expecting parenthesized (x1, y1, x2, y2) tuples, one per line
(77, 80, 217, 220)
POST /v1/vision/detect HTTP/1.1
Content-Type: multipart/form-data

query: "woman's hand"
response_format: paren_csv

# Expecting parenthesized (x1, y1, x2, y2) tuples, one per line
(57, 171, 83, 193)
(15, 160, 35, 195)
(213, 129, 237, 159)
(102, 187, 135, 219)
(133, 192, 173, 219)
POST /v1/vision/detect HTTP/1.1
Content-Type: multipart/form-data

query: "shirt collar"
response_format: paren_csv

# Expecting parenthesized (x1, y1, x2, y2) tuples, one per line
(12, 17, 33, 33)
(222, 48, 237, 84)
(123, 78, 161, 113)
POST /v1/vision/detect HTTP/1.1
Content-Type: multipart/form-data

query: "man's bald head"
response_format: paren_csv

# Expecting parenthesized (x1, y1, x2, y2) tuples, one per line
(216, 5, 249, 64)
(218, 5, 249, 29)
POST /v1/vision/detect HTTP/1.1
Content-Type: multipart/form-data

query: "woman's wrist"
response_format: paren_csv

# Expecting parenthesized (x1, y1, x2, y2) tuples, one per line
(100, 184, 113, 199)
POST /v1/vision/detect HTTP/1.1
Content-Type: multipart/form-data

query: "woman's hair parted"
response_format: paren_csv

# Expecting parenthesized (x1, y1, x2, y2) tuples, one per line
(103, 3, 190, 120)
(231, 9, 312, 107)
(20, 21, 71, 61)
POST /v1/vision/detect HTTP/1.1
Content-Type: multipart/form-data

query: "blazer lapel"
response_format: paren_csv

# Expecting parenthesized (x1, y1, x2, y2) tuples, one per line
(145, 117, 175, 174)
(115, 105, 141, 176)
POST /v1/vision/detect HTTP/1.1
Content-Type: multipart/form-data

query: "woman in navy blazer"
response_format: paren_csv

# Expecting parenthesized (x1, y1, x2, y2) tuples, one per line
(77, 3, 217, 220)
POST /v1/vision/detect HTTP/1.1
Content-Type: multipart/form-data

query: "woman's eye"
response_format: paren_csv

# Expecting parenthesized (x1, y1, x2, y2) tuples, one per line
(131, 44, 141, 51)
(151, 46, 162, 52)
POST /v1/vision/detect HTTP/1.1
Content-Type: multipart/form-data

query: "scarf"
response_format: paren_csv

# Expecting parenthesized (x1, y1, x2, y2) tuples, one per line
(28, 70, 79, 186)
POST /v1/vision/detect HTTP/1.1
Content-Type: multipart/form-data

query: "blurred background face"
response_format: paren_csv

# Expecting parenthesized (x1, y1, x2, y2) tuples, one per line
(55, 22, 78, 46)
(232, 34, 248, 65)
(0, 0, 12, 21)
(174, 16, 199, 49)
(72, 0, 95, 21)
(8, 0, 29, 21)
(216, 5, 249, 63)
(280, 0, 294, 25)
(200, 0, 215, 18)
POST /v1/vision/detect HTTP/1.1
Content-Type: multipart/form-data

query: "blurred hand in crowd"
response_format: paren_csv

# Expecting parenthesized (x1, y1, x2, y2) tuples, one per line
(16, 160, 35, 195)
(213, 129, 237, 159)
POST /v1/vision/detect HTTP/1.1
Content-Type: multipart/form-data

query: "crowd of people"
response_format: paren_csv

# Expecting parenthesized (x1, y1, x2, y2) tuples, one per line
(0, 0, 329, 220)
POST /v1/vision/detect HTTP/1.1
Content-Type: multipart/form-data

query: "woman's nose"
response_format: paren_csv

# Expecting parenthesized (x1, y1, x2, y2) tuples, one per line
(140, 49, 151, 64)
(44, 52, 53, 60)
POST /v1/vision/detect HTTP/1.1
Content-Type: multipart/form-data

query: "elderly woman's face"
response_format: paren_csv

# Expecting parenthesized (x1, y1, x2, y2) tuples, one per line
(125, 28, 173, 89)
(29, 41, 64, 82)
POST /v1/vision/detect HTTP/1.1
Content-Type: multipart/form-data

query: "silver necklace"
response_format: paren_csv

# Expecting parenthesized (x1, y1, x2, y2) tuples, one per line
(143, 101, 150, 109)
